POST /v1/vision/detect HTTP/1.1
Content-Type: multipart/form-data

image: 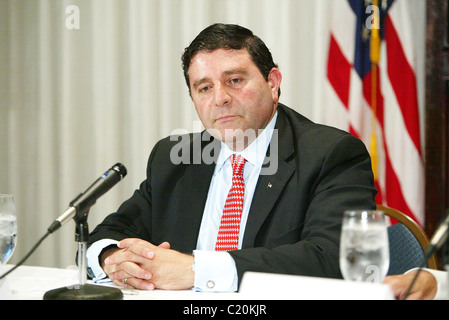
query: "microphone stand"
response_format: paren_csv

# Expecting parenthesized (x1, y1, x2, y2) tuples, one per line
(43, 209, 123, 300)
(444, 239, 449, 299)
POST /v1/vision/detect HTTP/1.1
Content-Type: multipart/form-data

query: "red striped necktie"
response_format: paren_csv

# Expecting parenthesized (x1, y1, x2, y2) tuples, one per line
(215, 154, 246, 251)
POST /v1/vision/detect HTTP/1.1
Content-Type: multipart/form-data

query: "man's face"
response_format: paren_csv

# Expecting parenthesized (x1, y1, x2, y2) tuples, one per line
(188, 48, 282, 150)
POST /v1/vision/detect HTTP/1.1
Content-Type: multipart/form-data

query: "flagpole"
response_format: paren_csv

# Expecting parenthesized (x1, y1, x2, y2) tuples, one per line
(370, 0, 381, 182)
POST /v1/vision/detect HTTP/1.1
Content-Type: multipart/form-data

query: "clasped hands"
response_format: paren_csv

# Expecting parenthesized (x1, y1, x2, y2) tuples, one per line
(101, 238, 195, 290)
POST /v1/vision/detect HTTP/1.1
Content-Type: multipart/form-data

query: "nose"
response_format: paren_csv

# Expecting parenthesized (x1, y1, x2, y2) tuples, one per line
(213, 83, 231, 107)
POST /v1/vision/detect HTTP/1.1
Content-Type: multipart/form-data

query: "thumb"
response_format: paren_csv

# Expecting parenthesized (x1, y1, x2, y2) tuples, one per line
(158, 241, 171, 249)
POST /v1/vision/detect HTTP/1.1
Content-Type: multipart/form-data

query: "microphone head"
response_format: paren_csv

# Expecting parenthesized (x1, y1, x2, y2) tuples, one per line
(112, 163, 127, 178)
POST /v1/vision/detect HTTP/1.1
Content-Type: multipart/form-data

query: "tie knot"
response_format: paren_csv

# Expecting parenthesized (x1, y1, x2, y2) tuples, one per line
(230, 154, 245, 175)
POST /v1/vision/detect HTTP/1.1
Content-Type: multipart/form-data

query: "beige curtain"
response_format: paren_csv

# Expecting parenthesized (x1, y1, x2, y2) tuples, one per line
(0, 0, 426, 268)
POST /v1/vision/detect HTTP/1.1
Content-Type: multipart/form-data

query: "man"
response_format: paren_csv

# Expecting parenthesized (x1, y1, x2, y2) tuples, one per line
(86, 23, 377, 292)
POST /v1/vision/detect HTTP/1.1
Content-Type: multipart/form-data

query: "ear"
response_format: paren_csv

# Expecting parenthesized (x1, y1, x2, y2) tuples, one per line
(267, 68, 282, 103)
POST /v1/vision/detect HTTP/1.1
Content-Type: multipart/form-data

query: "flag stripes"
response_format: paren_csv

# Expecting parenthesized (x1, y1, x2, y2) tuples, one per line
(325, 0, 424, 225)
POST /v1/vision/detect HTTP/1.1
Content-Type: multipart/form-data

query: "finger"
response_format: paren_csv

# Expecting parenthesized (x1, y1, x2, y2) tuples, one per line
(125, 277, 156, 291)
(112, 276, 137, 289)
(118, 238, 170, 250)
(110, 277, 143, 290)
(118, 239, 156, 259)
(104, 248, 150, 266)
(111, 261, 152, 280)
(112, 279, 131, 289)
(118, 238, 154, 249)
(113, 276, 155, 291)
(123, 240, 171, 258)
(109, 269, 132, 281)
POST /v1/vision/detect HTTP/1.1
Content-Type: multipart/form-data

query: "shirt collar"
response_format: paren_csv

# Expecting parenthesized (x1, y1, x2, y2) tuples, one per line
(214, 111, 278, 174)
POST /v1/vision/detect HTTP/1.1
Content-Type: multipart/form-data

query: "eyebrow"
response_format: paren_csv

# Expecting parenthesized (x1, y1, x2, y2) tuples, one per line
(192, 68, 249, 89)
(223, 68, 248, 77)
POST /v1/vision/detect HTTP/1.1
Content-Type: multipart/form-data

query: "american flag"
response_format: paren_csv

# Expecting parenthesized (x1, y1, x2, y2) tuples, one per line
(324, 0, 424, 225)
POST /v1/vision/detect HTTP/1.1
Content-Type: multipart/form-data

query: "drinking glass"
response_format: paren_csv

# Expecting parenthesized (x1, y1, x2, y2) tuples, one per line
(339, 210, 389, 283)
(0, 195, 17, 265)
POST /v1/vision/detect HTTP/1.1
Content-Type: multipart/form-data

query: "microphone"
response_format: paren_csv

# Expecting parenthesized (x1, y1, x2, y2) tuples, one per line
(423, 208, 449, 260)
(47, 163, 127, 233)
(403, 208, 449, 299)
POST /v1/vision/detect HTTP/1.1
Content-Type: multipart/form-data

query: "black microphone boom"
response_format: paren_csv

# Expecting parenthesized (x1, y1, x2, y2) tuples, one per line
(425, 208, 449, 259)
(0, 163, 127, 284)
(48, 163, 127, 233)
(403, 207, 449, 299)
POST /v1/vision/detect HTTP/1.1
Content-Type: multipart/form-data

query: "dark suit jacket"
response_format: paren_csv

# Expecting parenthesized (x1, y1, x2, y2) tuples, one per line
(88, 103, 377, 285)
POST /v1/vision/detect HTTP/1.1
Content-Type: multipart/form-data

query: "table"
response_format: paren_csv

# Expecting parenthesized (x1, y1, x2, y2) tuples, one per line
(1, 265, 394, 300)
(1, 265, 238, 300)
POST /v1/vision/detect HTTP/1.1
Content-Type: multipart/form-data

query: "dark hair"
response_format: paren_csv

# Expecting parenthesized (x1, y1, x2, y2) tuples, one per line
(181, 23, 280, 96)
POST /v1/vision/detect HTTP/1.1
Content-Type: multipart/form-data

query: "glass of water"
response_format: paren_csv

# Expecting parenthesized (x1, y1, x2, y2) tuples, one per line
(0, 195, 17, 265)
(340, 210, 389, 283)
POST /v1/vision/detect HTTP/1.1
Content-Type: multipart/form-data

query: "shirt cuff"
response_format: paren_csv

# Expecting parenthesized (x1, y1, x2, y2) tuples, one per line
(86, 239, 119, 283)
(193, 250, 238, 292)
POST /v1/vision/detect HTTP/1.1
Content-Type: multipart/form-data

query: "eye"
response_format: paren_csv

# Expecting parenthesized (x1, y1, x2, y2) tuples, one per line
(229, 78, 242, 86)
(199, 86, 211, 93)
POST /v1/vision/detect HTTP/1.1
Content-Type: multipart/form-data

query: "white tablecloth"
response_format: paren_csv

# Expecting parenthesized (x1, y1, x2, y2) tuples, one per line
(0, 265, 239, 300)
(0, 265, 394, 300)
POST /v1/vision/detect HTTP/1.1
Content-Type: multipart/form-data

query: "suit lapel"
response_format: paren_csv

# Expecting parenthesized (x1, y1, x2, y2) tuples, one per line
(172, 131, 220, 251)
(175, 164, 214, 251)
(242, 106, 296, 248)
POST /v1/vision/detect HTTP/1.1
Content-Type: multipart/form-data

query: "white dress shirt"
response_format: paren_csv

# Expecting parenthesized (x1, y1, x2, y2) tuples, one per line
(86, 112, 277, 291)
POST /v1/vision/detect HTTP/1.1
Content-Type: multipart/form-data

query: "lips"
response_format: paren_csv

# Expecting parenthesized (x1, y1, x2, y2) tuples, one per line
(216, 115, 237, 122)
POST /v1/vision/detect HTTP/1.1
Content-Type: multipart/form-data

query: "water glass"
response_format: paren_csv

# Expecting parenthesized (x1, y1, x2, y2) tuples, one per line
(0, 195, 17, 265)
(340, 210, 389, 283)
